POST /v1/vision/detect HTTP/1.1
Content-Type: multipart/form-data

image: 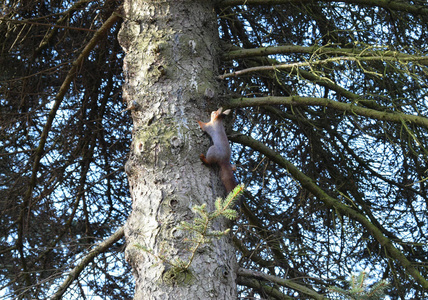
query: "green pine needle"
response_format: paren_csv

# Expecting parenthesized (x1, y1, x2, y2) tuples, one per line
(329, 271, 389, 300)
(139, 184, 245, 274)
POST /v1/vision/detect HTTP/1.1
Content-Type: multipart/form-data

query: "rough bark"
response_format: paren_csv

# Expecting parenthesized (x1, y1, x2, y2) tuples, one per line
(118, 1, 237, 299)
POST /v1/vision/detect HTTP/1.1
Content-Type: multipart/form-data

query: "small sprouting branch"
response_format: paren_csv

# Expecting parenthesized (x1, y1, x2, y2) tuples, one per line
(136, 184, 244, 273)
(179, 184, 244, 269)
(328, 271, 389, 300)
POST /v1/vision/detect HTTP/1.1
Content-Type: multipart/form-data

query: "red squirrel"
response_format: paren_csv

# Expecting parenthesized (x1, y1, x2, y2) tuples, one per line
(198, 107, 237, 194)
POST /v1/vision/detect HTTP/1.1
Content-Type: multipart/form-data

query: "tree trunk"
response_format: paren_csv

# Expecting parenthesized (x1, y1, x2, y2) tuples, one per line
(118, 1, 237, 299)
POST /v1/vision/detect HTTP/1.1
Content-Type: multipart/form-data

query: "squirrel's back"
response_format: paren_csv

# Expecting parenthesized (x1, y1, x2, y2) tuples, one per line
(198, 107, 237, 193)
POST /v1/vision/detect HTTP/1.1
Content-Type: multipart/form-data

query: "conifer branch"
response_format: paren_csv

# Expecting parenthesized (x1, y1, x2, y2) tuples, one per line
(17, 8, 122, 291)
(229, 133, 428, 289)
(227, 96, 428, 129)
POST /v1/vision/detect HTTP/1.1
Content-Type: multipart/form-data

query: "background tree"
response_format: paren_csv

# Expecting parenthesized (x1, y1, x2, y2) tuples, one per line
(1, 0, 427, 299)
(0, 1, 132, 299)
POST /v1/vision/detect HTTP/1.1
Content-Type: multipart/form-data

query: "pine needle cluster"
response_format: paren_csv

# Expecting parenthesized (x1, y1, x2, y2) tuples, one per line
(329, 271, 389, 300)
(178, 184, 244, 269)
(136, 184, 244, 273)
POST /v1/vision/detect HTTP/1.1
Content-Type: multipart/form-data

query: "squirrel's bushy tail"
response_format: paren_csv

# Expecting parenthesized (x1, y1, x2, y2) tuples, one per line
(219, 162, 237, 194)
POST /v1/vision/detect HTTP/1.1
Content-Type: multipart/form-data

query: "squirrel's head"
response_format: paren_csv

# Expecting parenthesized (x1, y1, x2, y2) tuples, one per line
(211, 107, 231, 121)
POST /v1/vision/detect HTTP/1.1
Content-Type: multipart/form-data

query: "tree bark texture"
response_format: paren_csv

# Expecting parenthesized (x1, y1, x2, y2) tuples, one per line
(118, 1, 237, 299)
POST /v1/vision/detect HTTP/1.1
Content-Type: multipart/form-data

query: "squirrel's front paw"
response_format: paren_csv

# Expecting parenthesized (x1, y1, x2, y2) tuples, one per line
(200, 154, 209, 165)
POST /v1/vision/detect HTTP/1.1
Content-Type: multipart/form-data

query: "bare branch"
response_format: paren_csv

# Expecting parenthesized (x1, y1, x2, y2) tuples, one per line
(237, 276, 293, 300)
(227, 96, 428, 129)
(219, 54, 428, 79)
(218, 0, 428, 16)
(49, 226, 125, 300)
(238, 268, 329, 300)
(222, 44, 427, 60)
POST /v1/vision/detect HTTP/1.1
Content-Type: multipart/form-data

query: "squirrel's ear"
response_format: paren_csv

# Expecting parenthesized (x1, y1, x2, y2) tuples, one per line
(222, 109, 231, 115)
